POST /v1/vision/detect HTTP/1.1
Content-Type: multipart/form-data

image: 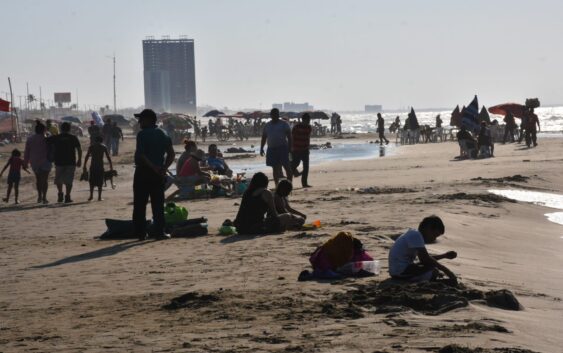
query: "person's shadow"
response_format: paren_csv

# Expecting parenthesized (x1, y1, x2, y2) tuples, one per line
(30, 240, 146, 269)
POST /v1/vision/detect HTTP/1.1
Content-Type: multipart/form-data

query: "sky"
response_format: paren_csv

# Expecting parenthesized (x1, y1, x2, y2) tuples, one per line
(1, 0, 563, 112)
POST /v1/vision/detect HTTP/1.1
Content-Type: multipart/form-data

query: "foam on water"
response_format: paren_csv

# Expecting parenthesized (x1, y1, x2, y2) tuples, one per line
(488, 189, 563, 227)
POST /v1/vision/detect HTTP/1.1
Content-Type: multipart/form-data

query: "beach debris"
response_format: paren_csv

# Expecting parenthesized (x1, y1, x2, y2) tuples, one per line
(356, 186, 417, 194)
(470, 175, 530, 183)
(485, 289, 522, 311)
(437, 344, 539, 353)
(325, 281, 522, 317)
(437, 192, 516, 204)
(162, 292, 220, 310)
(431, 321, 510, 333)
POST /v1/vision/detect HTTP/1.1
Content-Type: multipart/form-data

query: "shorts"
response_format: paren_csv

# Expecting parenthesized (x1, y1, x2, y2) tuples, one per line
(89, 167, 104, 187)
(32, 161, 52, 174)
(392, 263, 435, 282)
(7, 171, 21, 185)
(55, 166, 76, 185)
(266, 145, 289, 167)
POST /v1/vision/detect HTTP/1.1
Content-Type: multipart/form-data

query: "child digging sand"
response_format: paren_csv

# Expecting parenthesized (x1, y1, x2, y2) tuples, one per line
(1, 149, 29, 204)
(388, 215, 458, 285)
(83, 136, 113, 201)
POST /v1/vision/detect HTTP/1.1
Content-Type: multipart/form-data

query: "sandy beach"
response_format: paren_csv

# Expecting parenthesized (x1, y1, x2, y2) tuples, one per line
(1, 135, 563, 353)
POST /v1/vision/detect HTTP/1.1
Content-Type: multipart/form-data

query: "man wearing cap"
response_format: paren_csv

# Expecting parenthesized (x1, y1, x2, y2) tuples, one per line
(260, 108, 292, 185)
(133, 109, 175, 240)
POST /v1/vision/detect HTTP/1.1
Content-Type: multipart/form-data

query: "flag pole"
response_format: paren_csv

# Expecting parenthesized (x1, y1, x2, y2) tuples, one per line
(8, 77, 20, 141)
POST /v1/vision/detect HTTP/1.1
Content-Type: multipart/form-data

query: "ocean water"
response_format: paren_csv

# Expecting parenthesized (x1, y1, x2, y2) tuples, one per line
(331, 106, 563, 134)
(488, 189, 563, 228)
(227, 142, 395, 174)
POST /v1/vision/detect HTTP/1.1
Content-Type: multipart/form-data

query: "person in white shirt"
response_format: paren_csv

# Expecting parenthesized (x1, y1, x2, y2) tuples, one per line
(388, 215, 458, 285)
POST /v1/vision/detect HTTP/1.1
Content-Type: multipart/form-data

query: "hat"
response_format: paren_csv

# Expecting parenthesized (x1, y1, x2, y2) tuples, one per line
(134, 109, 157, 121)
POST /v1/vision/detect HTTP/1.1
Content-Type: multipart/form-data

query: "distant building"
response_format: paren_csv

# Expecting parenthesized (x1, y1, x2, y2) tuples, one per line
(143, 36, 196, 114)
(272, 102, 314, 112)
(365, 105, 383, 113)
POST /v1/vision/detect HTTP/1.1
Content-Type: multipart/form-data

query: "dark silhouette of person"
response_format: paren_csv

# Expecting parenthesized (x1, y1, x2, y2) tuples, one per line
(377, 113, 389, 145)
(291, 113, 313, 187)
(502, 112, 516, 143)
(132, 109, 175, 240)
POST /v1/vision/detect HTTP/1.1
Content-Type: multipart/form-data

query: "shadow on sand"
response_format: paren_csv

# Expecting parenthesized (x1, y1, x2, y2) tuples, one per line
(0, 200, 90, 214)
(30, 240, 146, 269)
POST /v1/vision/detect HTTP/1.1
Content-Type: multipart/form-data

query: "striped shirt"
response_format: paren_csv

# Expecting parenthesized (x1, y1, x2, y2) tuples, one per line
(291, 123, 312, 152)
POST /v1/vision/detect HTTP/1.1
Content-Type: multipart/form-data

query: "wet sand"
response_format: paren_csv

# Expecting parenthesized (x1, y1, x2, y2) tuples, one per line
(1, 135, 562, 352)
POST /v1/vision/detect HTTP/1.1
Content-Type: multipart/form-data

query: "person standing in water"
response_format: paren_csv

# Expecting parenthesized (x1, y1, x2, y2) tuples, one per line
(377, 113, 389, 145)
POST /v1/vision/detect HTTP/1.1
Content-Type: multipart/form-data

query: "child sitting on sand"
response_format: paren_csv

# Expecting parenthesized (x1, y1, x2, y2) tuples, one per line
(274, 179, 306, 230)
(388, 215, 458, 285)
(301, 232, 374, 280)
(0, 149, 29, 204)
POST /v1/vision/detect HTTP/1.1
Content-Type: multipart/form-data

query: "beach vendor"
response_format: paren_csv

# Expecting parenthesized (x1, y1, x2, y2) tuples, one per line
(233, 172, 293, 234)
(388, 215, 458, 285)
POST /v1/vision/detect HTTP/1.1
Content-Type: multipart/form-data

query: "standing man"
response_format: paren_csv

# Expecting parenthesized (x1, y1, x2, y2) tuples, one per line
(502, 112, 516, 143)
(260, 108, 292, 185)
(377, 113, 389, 145)
(133, 109, 175, 240)
(88, 121, 102, 145)
(524, 108, 540, 148)
(110, 121, 124, 156)
(291, 113, 313, 188)
(49, 122, 82, 203)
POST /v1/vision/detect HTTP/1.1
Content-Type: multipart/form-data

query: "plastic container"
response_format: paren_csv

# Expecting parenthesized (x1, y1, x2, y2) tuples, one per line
(337, 260, 380, 275)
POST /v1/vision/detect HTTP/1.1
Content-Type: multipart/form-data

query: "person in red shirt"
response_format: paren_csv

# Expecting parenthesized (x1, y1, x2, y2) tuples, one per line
(1, 149, 30, 204)
(291, 113, 313, 187)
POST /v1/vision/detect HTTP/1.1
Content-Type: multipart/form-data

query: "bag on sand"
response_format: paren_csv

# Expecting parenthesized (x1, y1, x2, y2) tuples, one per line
(100, 219, 151, 239)
(164, 203, 188, 225)
(171, 220, 208, 238)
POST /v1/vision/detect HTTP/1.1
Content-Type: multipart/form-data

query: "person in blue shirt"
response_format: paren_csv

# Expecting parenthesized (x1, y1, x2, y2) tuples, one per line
(206, 144, 233, 177)
(133, 109, 175, 240)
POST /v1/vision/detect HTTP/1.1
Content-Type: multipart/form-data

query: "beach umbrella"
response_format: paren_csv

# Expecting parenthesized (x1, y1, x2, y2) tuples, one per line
(203, 109, 224, 117)
(449, 105, 461, 127)
(61, 116, 82, 124)
(408, 108, 420, 129)
(461, 95, 480, 132)
(307, 111, 330, 120)
(488, 103, 527, 119)
(478, 106, 491, 124)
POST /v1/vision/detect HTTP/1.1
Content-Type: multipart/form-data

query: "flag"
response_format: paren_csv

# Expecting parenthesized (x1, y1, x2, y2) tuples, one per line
(462, 95, 480, 132)
(450, 105, 461, 127)
(408, 107, 420, 129)
(0, 98, 10, 112)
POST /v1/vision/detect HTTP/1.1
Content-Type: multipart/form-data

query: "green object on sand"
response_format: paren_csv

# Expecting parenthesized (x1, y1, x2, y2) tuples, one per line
(164, 203, 188, 225)
(219, 226, 237, 235)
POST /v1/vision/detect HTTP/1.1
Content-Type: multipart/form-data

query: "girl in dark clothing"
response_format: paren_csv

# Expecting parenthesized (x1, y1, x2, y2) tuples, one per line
(234, 172, 290, 234)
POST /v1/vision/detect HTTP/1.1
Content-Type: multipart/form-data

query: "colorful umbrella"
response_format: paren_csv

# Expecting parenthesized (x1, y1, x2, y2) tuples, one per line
(488, 103, 526, 119)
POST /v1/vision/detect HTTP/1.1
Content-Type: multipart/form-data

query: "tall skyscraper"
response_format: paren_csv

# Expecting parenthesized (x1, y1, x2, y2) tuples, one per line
(142, 36, 196, 114)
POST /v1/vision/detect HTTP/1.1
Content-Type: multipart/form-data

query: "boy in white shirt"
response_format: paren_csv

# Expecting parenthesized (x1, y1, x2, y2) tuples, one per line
(388, 215, 458, 285)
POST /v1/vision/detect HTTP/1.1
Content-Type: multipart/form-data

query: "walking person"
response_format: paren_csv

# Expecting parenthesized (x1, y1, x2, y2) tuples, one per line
(102, 118, 113, 153)
(132, 109, 175, 240)
(1, 149, 29, 204)
(291, 113, 313, 188)
(260, 108, 293, 185)
(83, 136, 113, 201)
(49, 122, 82, 203)
(110, 121, 124, 156)
(376, 113, 389, 145)
(24, 122, 52, 204)
(502, 112, 516, 143)
(524, 107, 540, 148)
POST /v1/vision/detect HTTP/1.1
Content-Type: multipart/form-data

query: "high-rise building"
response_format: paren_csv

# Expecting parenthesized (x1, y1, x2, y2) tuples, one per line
(143, 36, 196, 114)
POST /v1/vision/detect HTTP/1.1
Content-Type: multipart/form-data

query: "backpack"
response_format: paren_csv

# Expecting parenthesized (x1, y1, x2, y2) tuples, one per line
(164, 203, 188, 225)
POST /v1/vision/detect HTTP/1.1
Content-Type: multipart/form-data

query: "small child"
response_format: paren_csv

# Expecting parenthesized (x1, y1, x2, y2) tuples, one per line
(388, 215, 458, 285)
(274, 179, 306, 230)
(0, 149, 29, 204)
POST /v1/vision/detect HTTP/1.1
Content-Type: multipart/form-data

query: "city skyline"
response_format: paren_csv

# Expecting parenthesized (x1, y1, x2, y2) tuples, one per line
(1, 0, 563, 112)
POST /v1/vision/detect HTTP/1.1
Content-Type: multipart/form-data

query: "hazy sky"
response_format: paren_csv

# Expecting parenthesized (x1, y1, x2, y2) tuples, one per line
(1, 0, 562, 111)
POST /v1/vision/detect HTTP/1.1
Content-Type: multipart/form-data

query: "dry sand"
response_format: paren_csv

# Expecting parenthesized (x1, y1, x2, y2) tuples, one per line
(1, 134, 562, 353)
